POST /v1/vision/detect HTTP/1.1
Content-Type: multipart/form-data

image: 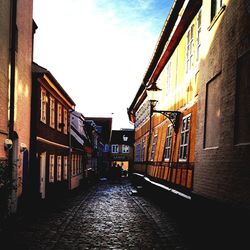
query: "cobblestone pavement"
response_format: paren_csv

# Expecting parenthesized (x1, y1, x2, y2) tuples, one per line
(0, 179, 193, 250)
(0, 178, 248, 250)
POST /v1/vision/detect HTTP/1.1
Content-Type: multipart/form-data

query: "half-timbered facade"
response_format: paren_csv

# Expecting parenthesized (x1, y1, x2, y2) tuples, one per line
(128, 0, 202, 196)
(128, 0, 250, 210)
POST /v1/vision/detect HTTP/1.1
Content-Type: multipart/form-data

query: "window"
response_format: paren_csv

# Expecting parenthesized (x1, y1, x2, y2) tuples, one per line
(163, 125, 173, 161)
(196, 11, 202, 62)
(57, 156, 62, 181)
(57, 103, 62, 131)
(76, 155, 80, 174)
(72, 154, 76, 176)
(166, 61, 171, 95)
(63, 108, 68, 134)
(111, 144, 119, 153)
(150, 135, 158, 161)
(49, 155, 55, 183)
(135, 144, 141, 161)
(49, 96, 55, 128)
(211, 0, 223, 21)
(141, 139, 145, 162)
(186, 25, 194, 74)
(40, 88, 47, 123)
(63, 156, 68, 180)
(71, 155, 74, 176)
(122, 145, 129, 153)
(179, 115, 191, 160)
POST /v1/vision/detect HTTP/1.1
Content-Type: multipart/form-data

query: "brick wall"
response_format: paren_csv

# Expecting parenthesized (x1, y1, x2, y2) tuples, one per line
(194, 0, 250, 209)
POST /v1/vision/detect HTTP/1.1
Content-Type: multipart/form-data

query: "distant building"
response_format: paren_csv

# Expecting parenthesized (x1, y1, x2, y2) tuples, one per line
(110, 129, 134, 175)
(69, 111, 88, 190)
(30, 62, 75, 200)
(85, 117, 112, 177)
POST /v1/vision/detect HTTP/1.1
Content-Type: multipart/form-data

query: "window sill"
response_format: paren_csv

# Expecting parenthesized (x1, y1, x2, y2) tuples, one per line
(208, 5, 226, 31)
(203, 146, 219, 150)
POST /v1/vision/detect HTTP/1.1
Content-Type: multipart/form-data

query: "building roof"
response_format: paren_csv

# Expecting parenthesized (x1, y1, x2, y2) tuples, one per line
(127, 0, 202, 122)
(32, 62, 76, 107)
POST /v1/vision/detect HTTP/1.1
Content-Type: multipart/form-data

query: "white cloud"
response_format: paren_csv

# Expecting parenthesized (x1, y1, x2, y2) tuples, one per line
(33, 0, 167, 129)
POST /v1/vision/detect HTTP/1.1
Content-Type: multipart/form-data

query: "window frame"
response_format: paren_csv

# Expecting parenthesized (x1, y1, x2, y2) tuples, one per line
(211, 0, 223, 22)
(63, 108, 68, 134)
(163, 124, 173, 161)
(141, 138, 145, 162)
(122, 145, 129, 154)
(111, 144, 119, 154)
(63, 156, 68, 180)
(179, 114, 191, 161)
(186, 24, 194, 74)
(40, 88, 47, 124)
(57, 155, 62, 181)
(196, 10, 202, 62)
(49, 96, 55, 128)
(150, 135, 158, 161)
(135, 143, 141, 162)
(49, 154, 55, 183)
(57, 103, 62, 131)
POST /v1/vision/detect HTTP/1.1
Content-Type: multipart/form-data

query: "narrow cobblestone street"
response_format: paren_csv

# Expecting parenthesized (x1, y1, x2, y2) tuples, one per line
(0, 178, 249, 250)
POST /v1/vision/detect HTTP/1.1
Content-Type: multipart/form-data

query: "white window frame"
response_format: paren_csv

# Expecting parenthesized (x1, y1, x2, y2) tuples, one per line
(179, 114, 191, 161)
(49, 154, 55, 183)
(211, 0, 223, 21)
(40, 88, 47, 123)
(57, 156, 62, 181)
(196, 10, 202, 62)
(122, 145, 129, 153)
(163, 124, 173, 161)
(49, 96, 55, 128)
(111, 144, 119, 153)
(57, 103, 62, 131)
(63, 108, 68, 134)
(186, 25, 194, 74)
(63, 156, 68, 180)
(150, 135, 158, 161)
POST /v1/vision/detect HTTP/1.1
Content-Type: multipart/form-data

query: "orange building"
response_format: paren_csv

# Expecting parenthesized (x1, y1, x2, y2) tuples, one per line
(128, 0, 202, 197)
(128, 0, 250, 211)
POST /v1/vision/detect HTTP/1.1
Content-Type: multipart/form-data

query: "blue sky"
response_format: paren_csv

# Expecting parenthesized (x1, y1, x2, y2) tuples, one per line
(33, 0, 174, 129)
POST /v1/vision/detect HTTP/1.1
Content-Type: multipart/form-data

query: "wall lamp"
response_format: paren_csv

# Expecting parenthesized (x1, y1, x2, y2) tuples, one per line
(146, 84, 180, 133)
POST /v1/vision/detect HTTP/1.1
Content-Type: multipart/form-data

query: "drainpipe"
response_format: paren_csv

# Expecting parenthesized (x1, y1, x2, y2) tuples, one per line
(8, 0, 17, 215)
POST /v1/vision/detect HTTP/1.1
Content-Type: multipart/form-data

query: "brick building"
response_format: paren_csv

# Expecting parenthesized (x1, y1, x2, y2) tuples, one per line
(0, 0, 33, 216)
(30, 62, 75, 200)
(110, 129, 134, 175)
(194, 0, 250, 209)
(128, 0, 250, 210)
(85, 117, 112, 177)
